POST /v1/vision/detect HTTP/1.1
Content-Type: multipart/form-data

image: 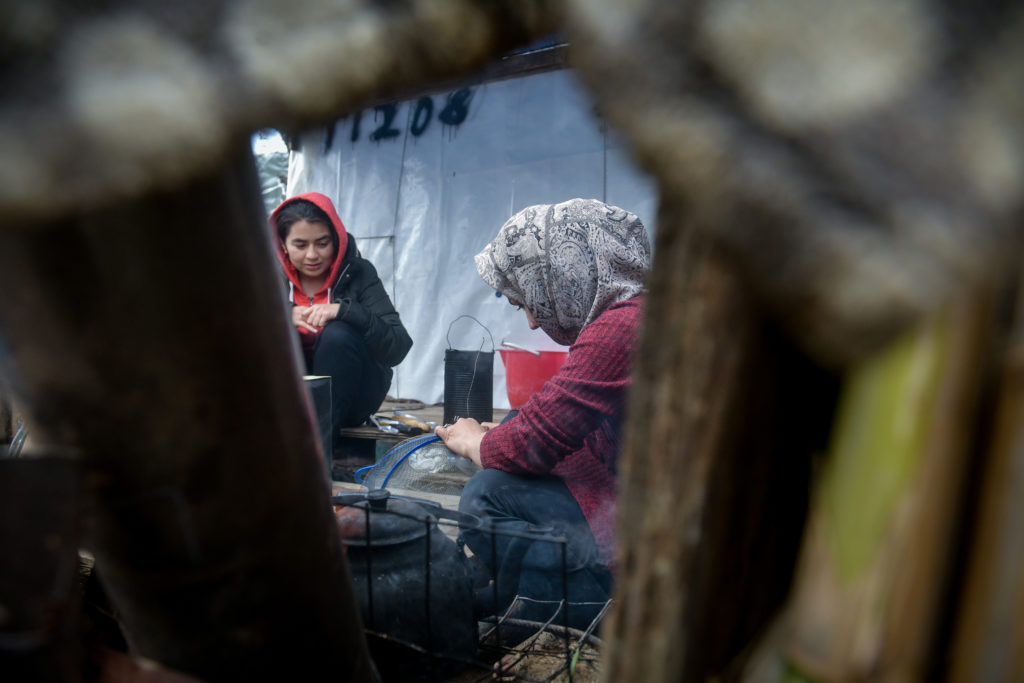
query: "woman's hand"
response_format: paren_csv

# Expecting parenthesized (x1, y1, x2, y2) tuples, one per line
(292, 305, 317, 332)
(293, 303, 341, 331)
(435, 417, 487, 467)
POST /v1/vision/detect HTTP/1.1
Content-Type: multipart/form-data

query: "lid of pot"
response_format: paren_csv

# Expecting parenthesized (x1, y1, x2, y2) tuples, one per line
(332, 489, 436, 547)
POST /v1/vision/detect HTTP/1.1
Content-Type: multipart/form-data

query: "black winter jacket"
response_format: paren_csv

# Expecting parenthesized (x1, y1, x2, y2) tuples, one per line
(318, 236, 412, 367)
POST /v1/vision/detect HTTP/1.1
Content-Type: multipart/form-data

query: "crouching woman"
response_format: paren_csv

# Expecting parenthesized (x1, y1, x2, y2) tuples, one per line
(436, 198, 650, 629)
(270, 192, 412, 432)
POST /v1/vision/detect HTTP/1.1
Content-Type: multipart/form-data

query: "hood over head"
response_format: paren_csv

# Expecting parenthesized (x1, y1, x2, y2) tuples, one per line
(475, 198, 651, 346)
(269, 192, 349, 296)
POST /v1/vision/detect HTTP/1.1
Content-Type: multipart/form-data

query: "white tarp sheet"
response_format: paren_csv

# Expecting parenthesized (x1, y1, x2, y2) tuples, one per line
(286, 68, 657, 409)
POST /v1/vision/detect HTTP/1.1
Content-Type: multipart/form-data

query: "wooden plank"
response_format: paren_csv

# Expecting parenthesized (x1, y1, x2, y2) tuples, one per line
(332, 480, 461, 511)
(338, 400, 509, 443)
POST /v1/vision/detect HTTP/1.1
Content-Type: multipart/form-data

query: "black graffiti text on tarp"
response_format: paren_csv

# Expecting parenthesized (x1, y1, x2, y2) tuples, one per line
(370, 104, 402, 142)
(410, 97, 433, 137)
(349, 111, 362, 144)
(438, 88, 473, 126)
(326, 88, 475, 150)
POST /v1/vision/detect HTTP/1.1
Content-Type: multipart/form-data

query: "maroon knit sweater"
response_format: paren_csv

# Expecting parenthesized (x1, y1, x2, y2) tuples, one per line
(479, 295, 643, 569)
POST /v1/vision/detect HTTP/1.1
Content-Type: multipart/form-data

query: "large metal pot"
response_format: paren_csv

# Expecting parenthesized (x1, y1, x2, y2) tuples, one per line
(331, 489, 479, 679)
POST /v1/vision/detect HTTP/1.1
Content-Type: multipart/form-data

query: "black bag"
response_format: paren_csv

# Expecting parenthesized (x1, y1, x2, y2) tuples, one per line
(443, 316, 493, 425)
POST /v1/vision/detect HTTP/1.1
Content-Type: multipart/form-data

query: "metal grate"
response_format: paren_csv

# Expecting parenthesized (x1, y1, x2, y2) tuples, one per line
(331, 494, 611, 682)
(467, 598, 610, 682)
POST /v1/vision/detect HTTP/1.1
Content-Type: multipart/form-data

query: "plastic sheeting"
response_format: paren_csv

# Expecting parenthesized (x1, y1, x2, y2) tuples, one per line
(287, 68, 657, 408)
(252, 131, 289, 215)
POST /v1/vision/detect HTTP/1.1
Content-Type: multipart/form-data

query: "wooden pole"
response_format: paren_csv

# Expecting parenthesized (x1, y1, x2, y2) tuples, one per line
(0, 143, 376, 682)
(0, 457, 81, 682)
(601, 198, 838, 681)
(948, 268, 1024, 683)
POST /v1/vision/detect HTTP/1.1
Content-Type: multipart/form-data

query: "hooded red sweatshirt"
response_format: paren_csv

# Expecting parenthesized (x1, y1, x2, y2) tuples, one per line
(270, 192, 350, 348)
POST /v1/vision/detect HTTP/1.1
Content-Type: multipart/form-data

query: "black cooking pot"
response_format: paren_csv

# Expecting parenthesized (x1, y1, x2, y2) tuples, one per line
(331, 489, 479, 679)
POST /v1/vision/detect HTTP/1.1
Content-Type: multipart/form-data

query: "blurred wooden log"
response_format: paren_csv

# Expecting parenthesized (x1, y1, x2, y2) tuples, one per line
(601, 199, 839, 681)
(0, 457, 82, 682)
(947, 269, 1024, 683)
(0, 0, 557, 224)
(4, 1, 1022, 367)
(776, 283, 999, 681)
(0, 144, 376, 682)
(563, 0, 1024, 365)
(601, 202, 749, 682)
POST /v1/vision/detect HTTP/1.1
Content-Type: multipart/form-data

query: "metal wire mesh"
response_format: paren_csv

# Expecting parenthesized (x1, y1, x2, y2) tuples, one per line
(464, 598, 610, 682)
(331, 493, 611, 682)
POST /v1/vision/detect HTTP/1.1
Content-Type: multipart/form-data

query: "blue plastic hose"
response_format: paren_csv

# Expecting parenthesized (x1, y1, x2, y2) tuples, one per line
(355, 434, 442, 488)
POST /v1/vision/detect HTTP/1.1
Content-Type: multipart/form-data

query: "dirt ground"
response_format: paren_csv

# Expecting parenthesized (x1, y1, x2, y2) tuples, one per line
(444, 629, 603, 683)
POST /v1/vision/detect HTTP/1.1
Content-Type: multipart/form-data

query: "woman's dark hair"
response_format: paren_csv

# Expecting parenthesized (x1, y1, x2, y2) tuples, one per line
(275, 199, 339, 253)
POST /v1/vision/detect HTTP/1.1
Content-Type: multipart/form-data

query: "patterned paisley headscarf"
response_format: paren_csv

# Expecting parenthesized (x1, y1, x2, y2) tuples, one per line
(475, 198, 651, 346)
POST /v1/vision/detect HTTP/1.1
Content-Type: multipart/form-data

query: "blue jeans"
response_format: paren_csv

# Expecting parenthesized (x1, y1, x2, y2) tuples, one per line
(306, 321, 391, 430)
(458, 469, 613, 629)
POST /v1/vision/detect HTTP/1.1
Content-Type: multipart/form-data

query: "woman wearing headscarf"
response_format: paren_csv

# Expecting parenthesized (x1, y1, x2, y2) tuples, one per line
(270, 192, 412, 433)
(436, 198, 650, 627)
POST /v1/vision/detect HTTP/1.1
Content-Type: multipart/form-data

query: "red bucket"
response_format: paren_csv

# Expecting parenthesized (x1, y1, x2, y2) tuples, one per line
(498, 349, 569, 409)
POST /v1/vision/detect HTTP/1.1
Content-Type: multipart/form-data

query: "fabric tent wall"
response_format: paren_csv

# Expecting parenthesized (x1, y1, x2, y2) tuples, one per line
(287, 68, 657, 409)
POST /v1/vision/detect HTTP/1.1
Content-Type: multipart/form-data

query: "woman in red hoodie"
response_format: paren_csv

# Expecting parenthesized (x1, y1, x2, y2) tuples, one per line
(270, 192, 412, 432)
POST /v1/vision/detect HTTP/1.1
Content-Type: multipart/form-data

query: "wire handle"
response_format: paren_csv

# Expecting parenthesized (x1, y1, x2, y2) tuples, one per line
(446, 315, 494, 352)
